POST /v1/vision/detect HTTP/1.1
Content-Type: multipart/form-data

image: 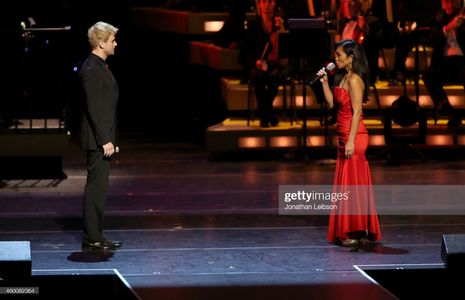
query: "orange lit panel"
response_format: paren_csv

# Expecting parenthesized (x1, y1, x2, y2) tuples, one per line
(405, 57, 414, 69)
(204, 21, 224, 32)
(331, 136, 338, 146)
(238, 137, 266, 148)
(306, 136, 326, 147)
(294, 93, 318, 107)
(379, 95, 400, 107)
(270, 136, 297, 148)
(457, 135, 465, 145)
(272, 95, 284, 107)
(426, 135, 453, 146)
(448, 95, 465, 107)
(369, 135, 385, 146)
(418, 95, 433, 108)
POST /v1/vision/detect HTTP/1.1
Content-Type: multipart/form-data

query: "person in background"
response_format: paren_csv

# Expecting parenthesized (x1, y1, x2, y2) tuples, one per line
(385, 0, 441, 85)
(240, 0, 289, 127)
(80, 21, 122, 251)
(324, 0, 383, 126)
(423, 0, 465, 129)
(338, 0, 384, 85)
(387, 20, 418, 85)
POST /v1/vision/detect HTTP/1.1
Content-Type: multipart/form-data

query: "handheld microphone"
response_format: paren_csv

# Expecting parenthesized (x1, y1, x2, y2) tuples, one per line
(307, 62, 336, 86)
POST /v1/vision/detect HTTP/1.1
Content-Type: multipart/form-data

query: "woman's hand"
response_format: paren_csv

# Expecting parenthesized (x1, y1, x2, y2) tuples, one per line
(345, 140, 354, 158)
(317, 68, 328, 85)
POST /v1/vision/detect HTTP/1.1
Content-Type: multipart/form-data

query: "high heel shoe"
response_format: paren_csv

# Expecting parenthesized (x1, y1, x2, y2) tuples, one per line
(358, 237, 370, 248)
(340, 239, 359, 247)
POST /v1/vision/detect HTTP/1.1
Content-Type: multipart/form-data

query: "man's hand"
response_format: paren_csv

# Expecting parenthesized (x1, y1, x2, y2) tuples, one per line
(102, 142, 115, 157)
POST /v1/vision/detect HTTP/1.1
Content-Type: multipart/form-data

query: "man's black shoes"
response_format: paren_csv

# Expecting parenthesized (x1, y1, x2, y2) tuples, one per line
(104, 239, 122, 249)
(82, 239, 122, 251)
(82, 241, 109, 251)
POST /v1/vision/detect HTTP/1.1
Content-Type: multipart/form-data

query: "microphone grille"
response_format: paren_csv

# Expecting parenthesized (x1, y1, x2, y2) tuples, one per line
(326, 62, 336, 71)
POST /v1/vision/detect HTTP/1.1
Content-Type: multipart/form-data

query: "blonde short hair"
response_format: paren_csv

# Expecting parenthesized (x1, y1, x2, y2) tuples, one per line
(87, 21, 119, 49)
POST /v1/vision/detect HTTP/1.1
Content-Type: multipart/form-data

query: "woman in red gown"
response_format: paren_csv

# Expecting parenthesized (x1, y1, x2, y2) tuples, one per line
(317, 39, 381, 247)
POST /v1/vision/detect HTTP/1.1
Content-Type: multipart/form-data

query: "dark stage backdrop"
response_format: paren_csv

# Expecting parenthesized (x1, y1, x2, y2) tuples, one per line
(9, 1, 447, 140)
(0, 0, 134, 134)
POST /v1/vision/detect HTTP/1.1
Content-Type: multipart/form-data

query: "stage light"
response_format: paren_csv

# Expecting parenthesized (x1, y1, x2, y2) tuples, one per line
(390, 95, 421, 127)
(426, 135, 453, 146)
(307, 136, 325, 147)
(238, 137, 265, 148)
(457, 135, 465, 146)
(204, 21, 224, 32)
(383, 95, 427, 162)
(270, 136, 297, 148)
(369, 135, 385, 146)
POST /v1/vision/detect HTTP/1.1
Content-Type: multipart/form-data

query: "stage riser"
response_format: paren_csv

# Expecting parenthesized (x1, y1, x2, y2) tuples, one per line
(206, 119, 465, 153)
(0, 133, 69, 156)
(0, 133, 70, 179)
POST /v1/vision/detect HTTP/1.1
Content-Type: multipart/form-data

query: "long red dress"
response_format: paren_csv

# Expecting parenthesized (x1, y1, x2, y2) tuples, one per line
(327, 86, 381, 242)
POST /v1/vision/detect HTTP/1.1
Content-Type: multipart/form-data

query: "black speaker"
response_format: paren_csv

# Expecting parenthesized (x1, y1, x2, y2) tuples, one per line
(441, 235, 465, 268)
(0, 241, 31, 282)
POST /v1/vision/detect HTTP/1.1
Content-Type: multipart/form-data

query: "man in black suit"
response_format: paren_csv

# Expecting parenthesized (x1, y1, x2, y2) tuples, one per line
(80, 21, 122, 251)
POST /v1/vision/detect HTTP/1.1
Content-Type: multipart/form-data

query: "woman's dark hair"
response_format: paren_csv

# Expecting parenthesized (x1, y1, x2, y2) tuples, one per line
(334, 39, 370, 102)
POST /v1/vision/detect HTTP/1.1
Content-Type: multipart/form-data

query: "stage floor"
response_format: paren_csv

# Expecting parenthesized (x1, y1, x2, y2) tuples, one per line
(1, 134, 465, 299)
